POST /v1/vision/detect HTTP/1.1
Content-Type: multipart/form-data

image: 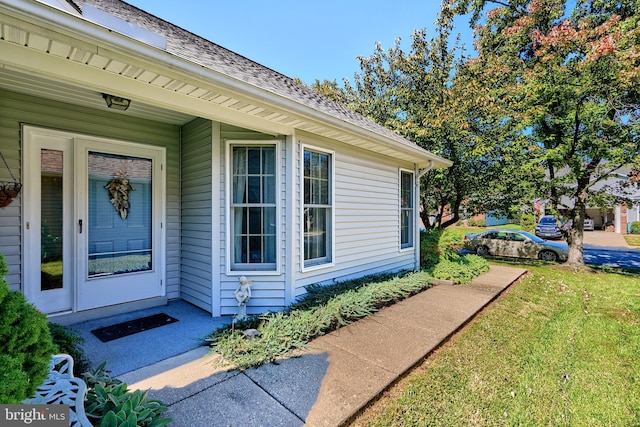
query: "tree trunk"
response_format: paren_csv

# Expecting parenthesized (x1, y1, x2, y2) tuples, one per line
(565, 183, 589, 266)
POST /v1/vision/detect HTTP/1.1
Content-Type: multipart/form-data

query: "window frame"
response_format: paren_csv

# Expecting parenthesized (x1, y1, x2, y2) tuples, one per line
(226, 140, 280, 275)
(300, 144, 335, 271)
(399, 169, 415, 250)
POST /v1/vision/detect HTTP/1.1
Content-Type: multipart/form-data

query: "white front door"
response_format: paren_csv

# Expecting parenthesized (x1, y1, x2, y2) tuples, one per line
(23, 127, 166, 314)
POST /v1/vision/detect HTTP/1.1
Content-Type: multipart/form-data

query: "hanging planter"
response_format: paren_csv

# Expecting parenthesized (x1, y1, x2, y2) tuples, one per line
(0, 152, 22, 208)
(105, 170, 134, 220)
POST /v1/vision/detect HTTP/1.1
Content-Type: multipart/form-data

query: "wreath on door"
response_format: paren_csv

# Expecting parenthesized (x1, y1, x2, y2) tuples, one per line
(105, 170, 134, 220)
(0, 152, 22, 208)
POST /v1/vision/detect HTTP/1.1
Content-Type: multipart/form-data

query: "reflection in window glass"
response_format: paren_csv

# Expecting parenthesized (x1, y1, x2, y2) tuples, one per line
(400, 171, 414, 249)
(304, 149, 332, 266)
(41, 149, 64, 290)
(87, 152, 152, 277)
(231, 146, 277, 269)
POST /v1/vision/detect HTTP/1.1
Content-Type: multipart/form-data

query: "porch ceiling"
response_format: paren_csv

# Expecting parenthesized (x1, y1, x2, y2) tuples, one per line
(0, 66, 196, 125)
(0, 1, 452, 169)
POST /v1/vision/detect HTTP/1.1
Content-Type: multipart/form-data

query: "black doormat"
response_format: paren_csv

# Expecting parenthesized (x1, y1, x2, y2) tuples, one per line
(91, 313, 179, 342)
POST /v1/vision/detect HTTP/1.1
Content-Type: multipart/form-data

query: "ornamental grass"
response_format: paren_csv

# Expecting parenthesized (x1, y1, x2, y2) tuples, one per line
(207, 271, 434, 369)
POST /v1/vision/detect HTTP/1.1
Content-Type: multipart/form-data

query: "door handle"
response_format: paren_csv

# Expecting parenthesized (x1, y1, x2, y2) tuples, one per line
(79, 219, 83, 234)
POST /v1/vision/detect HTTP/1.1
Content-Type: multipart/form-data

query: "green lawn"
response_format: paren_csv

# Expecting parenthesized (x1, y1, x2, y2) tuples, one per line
(625, 235, 640, 247)
(350, 264, 640, 426)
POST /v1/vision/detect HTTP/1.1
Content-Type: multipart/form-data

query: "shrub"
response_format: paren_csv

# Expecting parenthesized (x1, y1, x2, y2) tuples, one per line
(520, 213, 535, 232)
(48, 323, 90, 376)
(630, 221, 640, 234)
(83, 362, 170, 427)
(420, 229, 468, 270)
(476, 219, 487, 227)
(0, 253, 56, 403)
(430, 255, 490, 284)
(421, 229, 443, 270)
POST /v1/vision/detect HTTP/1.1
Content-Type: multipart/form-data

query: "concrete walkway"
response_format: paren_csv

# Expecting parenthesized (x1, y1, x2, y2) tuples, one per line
(582, 230, 632, 248)
(117, 265, 526, 427)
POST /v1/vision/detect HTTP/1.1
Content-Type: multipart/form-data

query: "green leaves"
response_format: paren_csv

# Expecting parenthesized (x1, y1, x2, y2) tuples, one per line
(209, 272, 436, 369)
(83, 363, 170, 427)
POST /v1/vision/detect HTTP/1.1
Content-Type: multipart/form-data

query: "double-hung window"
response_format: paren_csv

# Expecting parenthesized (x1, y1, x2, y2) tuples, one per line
(400, 170, 414, 249)
(303, 147, 333, 268)
(229, 143, 277, 272)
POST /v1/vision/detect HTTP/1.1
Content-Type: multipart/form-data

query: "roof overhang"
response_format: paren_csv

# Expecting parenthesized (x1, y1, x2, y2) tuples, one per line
(0, 0, 451, 169)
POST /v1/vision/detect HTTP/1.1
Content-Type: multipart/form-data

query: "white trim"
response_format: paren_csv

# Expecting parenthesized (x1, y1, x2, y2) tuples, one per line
(210, 121, 222, 316)
(300, 143, 335, 272)
(21, 125, 166, 313)
(224, 139, 281, 276)
(399, 168, 415, 252)
(1, 0, 453, 169)
(284, 135, 296, 305)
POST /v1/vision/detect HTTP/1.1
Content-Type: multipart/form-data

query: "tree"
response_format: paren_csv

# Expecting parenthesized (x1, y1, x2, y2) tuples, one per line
(315, 2, 534, 230)
(451, 0, 640, 265)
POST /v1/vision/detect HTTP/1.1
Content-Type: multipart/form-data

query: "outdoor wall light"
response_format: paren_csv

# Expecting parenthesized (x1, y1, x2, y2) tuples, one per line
(102, 93, 131, 111)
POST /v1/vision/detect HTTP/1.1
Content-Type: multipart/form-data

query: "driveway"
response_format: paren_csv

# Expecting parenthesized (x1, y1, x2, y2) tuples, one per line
(582, 231, 640, 269)
(582, 230, 632, 248)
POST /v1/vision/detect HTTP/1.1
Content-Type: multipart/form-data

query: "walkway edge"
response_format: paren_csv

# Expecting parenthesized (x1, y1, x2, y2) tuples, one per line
(307, 265, 528, 427)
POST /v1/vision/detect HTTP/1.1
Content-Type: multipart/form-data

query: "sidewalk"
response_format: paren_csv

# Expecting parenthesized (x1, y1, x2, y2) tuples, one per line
(116, 265, 527, 427)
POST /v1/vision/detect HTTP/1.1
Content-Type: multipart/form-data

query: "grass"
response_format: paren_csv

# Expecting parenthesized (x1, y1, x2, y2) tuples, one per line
(349, 263, 640, 426)
(625, 234, 640, 247)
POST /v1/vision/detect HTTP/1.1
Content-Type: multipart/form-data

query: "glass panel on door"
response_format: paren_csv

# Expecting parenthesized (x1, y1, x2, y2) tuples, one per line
(40, 149, 64, 291)
(87, 152, 152, 278)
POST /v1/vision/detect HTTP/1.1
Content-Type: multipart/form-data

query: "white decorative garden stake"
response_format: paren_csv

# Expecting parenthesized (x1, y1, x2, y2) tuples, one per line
(233, 276, 253, 323)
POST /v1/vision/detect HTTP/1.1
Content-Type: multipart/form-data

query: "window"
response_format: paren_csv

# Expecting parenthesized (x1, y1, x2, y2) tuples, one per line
(400, 170, 414, 249)
(229, 144, 277, 271)
(303, 148, 332, 267)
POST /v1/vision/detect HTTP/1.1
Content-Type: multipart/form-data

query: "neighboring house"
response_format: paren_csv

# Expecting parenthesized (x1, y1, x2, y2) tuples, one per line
(554, 167, 640, 234)
(0, 0, 451, 321)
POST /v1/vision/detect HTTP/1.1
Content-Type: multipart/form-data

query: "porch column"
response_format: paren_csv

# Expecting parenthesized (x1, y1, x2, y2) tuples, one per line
(615, 205, 622, 233)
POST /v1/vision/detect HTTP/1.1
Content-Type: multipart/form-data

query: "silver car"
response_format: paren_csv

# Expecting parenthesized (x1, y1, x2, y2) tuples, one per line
(464, 229, 568, 262)
(583, 218, 595, 231)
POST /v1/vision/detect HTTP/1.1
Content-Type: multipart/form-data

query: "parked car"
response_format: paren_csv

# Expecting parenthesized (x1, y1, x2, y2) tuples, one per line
(535, 215, 563, 240)
(464, 229, 568, 262)
(583, 217, 595, 231)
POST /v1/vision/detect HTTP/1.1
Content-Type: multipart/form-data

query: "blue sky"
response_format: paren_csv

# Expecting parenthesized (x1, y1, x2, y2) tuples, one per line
(126, 0, 475, 85)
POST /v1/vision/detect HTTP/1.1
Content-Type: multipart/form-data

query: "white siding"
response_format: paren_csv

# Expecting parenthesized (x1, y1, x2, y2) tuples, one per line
(294, 136, 417, 299)
(0, 90, 181, 298)
(180, 118, 213, 312)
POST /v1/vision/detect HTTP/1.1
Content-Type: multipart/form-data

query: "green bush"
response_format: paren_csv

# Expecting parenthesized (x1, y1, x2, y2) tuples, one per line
(48, 323, 90, 376)
(0, 253, 56, 403)
(520, 213, 536, 232)
(420, 229, 467, 270)
(630, 221, 640, 234)
(429, 255, 490, 284)
(83, 362, 170, 427)
(476, 219, 486, 227)
(421, 229, 443, 270)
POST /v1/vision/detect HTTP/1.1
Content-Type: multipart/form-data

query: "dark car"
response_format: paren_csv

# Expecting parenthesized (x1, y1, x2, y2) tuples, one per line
(464, 229, 568, 262)
(534, 215, 563, 240)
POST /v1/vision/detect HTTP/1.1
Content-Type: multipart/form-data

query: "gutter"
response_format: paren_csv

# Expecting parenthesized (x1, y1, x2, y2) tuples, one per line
(1, 0, 451, 169)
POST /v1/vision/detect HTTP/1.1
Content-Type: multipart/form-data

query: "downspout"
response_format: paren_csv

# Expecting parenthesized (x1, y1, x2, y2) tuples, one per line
(415, 161, 435, 270)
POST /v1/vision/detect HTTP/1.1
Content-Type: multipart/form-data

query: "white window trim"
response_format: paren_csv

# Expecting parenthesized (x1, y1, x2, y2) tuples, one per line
(399, 168, 415, 251)
(300, 143, 335, 272)
(225, 140, 281, 276)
